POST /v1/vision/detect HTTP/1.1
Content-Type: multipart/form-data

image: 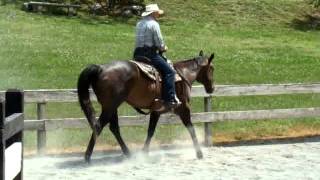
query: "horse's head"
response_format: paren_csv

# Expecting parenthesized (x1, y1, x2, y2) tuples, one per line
(195, 50, 215, 94)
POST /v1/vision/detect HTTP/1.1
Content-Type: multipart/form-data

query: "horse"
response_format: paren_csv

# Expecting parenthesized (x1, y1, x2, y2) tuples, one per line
(77, 50, 215, 163)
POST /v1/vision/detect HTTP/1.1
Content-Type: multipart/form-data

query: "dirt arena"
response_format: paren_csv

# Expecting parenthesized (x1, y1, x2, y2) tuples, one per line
(24, 138, 320, 180)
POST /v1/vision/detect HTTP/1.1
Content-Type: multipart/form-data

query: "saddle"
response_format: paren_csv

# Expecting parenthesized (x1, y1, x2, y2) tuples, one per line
(131, 57, 182, 112)
(130, 60, 182, 82)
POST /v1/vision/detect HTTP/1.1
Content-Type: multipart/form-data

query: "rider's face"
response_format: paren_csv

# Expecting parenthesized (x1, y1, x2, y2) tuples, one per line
(152, 12, 160, 19)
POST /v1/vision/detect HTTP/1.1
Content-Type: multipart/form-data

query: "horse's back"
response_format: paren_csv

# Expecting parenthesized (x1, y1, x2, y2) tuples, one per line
(91, 61, 137, 106)
(92, 60, 160, 109)
(98, 60, 136, 79)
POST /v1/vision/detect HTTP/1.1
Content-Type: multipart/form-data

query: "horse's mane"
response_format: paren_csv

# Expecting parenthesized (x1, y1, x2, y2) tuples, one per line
(173, 57, 199, 70)
(174, 58, 196, 66)
(173, 56, 205, 70)
(172, 57, 204, 88)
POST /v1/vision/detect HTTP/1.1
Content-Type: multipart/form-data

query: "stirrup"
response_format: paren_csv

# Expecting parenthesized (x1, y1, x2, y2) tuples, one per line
(174, 95, 182, 105)
(151, 99, 165, 112)
(164, 101, 180, 110)
(151, 98, 181, 112)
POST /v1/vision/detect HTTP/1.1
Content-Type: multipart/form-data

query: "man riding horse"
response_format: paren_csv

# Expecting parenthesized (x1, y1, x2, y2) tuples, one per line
(77, 3, 215, 163)
(133, 4, 181, 110)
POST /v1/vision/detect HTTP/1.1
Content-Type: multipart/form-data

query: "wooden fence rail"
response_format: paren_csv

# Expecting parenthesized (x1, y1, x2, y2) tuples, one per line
(24, 107, 320, 130)
(1, 83, 320, 154)
(1, 83, 320, 102)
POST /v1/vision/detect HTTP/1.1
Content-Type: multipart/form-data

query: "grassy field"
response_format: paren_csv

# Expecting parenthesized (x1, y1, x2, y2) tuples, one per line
(1, 0, 320, 89)
(1, 0, 320, 152)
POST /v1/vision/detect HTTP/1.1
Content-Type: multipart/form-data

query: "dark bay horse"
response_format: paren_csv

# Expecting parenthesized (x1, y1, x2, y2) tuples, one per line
(77, 51, 214, 163)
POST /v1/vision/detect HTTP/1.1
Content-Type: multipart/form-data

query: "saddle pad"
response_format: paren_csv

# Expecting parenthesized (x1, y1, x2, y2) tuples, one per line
(130, 60, 182, 82)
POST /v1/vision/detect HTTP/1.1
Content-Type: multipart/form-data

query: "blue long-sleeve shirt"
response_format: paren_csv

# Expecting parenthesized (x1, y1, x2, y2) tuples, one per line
(135, 16, 165, 49)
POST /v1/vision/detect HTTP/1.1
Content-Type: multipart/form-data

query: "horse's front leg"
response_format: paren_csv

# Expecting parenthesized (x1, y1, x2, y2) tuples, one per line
(143, 111, 160, 153)
(176, 105, 203, 159)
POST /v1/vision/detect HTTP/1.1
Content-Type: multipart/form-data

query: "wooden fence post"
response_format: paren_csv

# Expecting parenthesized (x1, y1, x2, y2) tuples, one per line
(5, 90, 24, 180)
(0, 90, 24, 180)
(0, 99, 5, 180)
(204, 96, 213, 146)
(5, 90, 24, 117)
(37, 101, 46, 155)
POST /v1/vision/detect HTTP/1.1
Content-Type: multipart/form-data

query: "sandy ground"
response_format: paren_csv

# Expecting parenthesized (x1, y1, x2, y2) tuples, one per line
(24, 139, 320, 180)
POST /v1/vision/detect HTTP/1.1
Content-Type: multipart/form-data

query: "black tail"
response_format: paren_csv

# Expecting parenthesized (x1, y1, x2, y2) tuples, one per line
(77, 64, 102, 132)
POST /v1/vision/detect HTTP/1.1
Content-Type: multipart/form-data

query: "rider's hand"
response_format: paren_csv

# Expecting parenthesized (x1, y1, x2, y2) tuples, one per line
(160, 45, 168, 52)
(164, 45, 168, 52)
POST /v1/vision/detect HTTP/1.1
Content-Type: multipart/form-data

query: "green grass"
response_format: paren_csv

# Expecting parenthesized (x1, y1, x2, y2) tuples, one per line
(1, 0, 320, 151)
(1, 0, 320, 89)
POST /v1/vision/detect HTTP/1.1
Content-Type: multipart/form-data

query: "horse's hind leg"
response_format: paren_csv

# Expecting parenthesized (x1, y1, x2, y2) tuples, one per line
(176, 105, 203, 159)
(85, 111, 109, 163)
(143, 111, 160, 153)
(85, 131, 100, 163)
(109, 110, 131, 157)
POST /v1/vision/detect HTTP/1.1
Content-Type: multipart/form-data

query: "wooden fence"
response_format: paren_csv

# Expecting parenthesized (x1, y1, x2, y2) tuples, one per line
(1, 83, 320, 154)
(0, 90, 24, 180)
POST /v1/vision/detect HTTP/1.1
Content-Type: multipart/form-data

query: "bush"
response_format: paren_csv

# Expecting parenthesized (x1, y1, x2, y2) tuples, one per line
(311, 0, 320, 8)
(80, 0, 144, 16)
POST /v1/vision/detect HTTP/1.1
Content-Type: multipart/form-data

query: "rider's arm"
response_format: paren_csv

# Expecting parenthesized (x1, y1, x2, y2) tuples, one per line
(152, 22, 166, 52)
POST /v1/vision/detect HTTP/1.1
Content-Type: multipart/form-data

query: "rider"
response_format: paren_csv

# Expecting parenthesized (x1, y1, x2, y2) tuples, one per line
(133, 4, 180, 109)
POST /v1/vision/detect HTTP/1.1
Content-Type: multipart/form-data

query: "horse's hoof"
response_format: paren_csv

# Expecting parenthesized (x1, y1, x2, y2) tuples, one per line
(142, 147, 149, 154)
(196, 151, 203, 159)
(143, 150, 149, 154)
(124, 151, 132, 158)
(85, 154, 91, 164)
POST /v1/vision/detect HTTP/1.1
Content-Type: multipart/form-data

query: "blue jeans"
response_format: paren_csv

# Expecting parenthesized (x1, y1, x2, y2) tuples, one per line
(134, 47, 176, 102)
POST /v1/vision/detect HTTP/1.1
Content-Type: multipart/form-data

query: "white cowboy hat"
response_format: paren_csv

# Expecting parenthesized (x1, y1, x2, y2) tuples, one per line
(141, 4, 164, 17)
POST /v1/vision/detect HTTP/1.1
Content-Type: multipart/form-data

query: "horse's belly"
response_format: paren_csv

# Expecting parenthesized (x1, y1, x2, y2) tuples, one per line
(126, 78, 158, 109)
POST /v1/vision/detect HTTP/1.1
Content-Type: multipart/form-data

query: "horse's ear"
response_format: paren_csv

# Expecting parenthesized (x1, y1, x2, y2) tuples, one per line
(199, 50, 204, 56)
(208, 53, 214, 64)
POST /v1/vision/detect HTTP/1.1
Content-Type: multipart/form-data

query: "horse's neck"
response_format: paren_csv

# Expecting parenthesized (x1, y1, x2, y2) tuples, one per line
(175, 59, 200, 86)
